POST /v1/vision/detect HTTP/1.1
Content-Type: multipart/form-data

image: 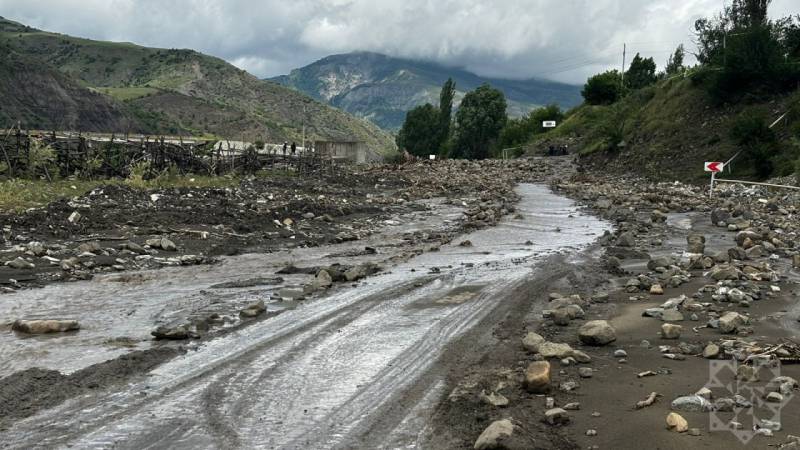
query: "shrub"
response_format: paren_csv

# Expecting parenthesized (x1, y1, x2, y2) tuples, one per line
(582, 70, 624, 105)
(730, 109, 777, 178)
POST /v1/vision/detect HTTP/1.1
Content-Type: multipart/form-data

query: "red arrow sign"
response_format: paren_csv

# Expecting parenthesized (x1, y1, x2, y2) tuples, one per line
(704, 161, 724, 173)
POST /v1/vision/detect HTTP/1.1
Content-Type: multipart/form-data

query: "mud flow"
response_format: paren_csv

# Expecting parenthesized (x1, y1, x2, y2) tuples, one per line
(0, 184, 608, 449)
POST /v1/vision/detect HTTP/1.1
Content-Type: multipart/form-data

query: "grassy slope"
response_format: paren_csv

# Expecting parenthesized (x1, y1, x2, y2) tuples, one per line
(531, 77, 799, 181)
(0, 18, 394, 153)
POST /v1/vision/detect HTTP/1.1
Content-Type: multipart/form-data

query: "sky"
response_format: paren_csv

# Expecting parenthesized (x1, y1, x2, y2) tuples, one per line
(0, 0, 796, 85)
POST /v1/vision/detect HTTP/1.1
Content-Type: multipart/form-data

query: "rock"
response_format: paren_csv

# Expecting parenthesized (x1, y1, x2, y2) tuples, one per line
(12, 319, 80, 334)
(302, 212, 316, 219)
(695, 387, 712, 399)
(551, 308, 572, 326)
(125, 242, 148, 255)
(524, 361, 551, 393)
(239, 300, 266, 318)
(666, 412, 689, 433)
(479, 390, 509, 407)
(711, 209, 731, 226)
(344, 263, 379, 282)
(538, 342, 574, 359)
(474, 418, 514, 450)
(67, 211, 82, 223)
(710, 265, 741, 280)
(313, 269, 333, 289)
(714, 397, 735, 412)
(459, 240, 473, 247)
(728, 247, 748, 261)
(6, 257, 34, 269)
(650, 284, 664, 295)
(616, 232, 636, 247)
(703, 344, 720, 359)
(648, 256, 673, 270)
(759, 419, 782, 431)
(578, 367, 593, 378)
(661, 324, 682, 339)
(563, 402, 581, 410)
(719, 311, 748, 334)
(687, 233, 706, 254)
(671, 395, 713, 412)
(544, 408, 570, 425)
(614, 349, 628, 358)
(737, 365, 759, 382)
(160, 237, 177, 252)
(793, 254, 800, 268)
(571, 350, 592, 363)
(151, 325, 190, 340)
(578, 320, 617, 346)
(766, 376, 798, 395)
(591, 292, 610, 303)
(522, 332, 546, 352)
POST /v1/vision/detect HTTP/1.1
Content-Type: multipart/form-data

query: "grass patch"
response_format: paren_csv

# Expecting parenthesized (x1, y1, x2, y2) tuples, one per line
(0, 175, 242, 212)
(94, 86, 159, 101)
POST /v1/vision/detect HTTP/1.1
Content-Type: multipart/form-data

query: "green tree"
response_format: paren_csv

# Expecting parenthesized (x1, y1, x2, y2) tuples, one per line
(730, 109, 777, 178)
(625, 53, 657, 89)
(452, 84, 507, 160)
(396, 103, 441, 157)
(692, 0, 799, 100)
(437, 78, 456, 151)
(581, 70, 623, 105)
(665, 44, 685, 75)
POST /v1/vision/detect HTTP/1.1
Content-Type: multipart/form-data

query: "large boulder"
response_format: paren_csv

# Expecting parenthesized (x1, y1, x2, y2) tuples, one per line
(578, 320, 617, 346)
(537, 342, 575, 359)
(647, 256, 673, 271)
(474, 419, 514, 450)
(718, 311, 748, 334)
(239, 300, 266, 318)
(524, 361, 551, 393)
(12, 319, 80, 334)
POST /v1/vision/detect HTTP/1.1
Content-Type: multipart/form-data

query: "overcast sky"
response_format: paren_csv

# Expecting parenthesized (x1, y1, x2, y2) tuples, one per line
(1, 0, 796, 84)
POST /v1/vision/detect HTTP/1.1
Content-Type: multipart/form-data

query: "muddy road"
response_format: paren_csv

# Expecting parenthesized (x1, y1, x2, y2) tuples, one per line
(0, 183, 608, 448)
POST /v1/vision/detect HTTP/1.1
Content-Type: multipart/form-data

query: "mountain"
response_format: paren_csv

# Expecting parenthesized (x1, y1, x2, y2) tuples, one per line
(271, 52, 583, 129)
(0, 18, 393, 152)
(0, 41, 140, 132)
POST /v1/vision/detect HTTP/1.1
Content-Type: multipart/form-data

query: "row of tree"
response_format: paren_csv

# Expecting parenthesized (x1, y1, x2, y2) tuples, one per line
(582, 0, 800, 105)
(397, 79, 563, 160)
(397, 79, 508, 159)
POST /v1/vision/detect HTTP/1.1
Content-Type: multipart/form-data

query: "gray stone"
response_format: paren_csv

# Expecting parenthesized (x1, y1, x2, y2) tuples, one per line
(522, 332, 546, 353)
(671, 395, 713, 412)
(578, 320, 617, 346)
(474, 419, 514, 450)
(524, 361, 551, 393)
(544, 408, 570, 425)
(661, 323, 682, 339)
(616, 232, 636, 247)
(719, 311, 748, 334)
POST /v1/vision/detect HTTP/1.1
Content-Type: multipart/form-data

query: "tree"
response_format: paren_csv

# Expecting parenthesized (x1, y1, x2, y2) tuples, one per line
(730, 109, 777, 178)
(396, 103, 441, 157)
(437, 78, 456, 151)
(581, 70, 623, 105)
(625, 53, 657, 89)
(452, 84, 507, 160)
(665, 44, 685, 75)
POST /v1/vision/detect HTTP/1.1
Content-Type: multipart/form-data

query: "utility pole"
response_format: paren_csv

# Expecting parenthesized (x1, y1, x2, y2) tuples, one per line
(621, 43, 626, 88)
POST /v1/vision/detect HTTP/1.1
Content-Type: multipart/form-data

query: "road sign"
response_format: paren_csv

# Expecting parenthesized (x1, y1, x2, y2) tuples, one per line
(542, 120, 557, 128)
(704, 161, 724, 172)
(429, 155, 436, 160)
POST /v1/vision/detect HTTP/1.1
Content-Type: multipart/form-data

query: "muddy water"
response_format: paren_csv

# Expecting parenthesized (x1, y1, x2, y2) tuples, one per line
(0, 184, 610, 449)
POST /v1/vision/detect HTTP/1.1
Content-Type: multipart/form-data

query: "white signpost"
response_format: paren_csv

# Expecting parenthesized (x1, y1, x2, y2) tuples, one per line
(705, 161, 724, 197)
(542, 120, 557, 128)
(429, 155, 436, 160)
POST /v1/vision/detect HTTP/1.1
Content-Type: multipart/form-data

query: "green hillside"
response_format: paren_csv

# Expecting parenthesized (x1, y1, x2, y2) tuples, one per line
(272, 51, 582, 129)
(0, 18, 394, 152)
(530, 76, 799, 181)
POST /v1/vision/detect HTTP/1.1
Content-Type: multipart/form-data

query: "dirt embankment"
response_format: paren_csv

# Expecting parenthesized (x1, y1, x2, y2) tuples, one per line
(427, 173, 800, 449)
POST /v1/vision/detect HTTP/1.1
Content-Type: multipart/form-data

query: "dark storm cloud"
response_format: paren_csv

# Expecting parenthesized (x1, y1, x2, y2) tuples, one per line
(1, 0, 796, 84)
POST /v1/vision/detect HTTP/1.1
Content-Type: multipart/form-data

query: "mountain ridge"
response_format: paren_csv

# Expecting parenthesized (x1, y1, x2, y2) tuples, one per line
(0, 18, 394, 152)
(271, 51, 583, 129)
